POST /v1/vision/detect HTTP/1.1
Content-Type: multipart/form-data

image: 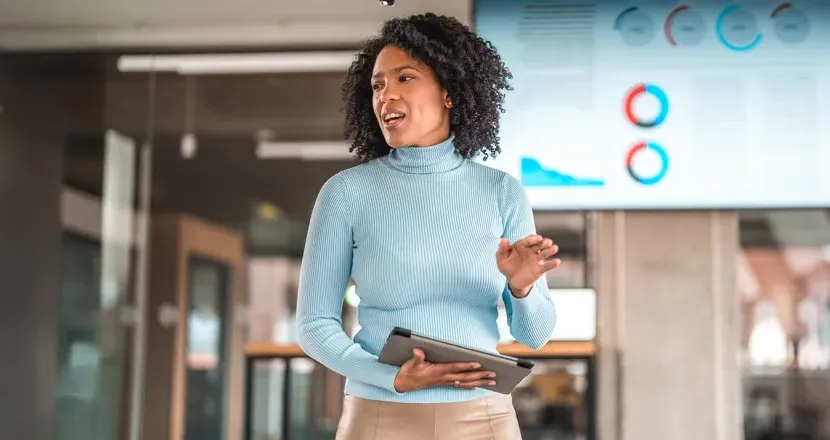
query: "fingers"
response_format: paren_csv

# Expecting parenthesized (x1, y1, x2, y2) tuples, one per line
(452, 379, 497, 390)
(496, 237, 510, 257)
(402, 353, 498, 392)
(537, 244, 559, 259)
(505, 235, 560, 249)
(531, 237, 554, 252)
(514, 235, 557, 254)
(403, 348, 426, 369)
(541, 258, 561, 271)
(436, 361, 481, 375)
(513, 234, 543, 248)
(411, 348, 426, 365)
(443, 370, 497, 383)
(441, 370, 498, 390)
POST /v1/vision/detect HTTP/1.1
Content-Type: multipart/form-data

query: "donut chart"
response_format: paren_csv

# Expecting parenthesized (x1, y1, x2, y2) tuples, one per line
(614, 7, 656, 47)
(626, 141, 669, 185)
(664, 5, 705, 46)
(716, 4, 762, 51)
(771, 3, 810, 44)
(623, 83, 669, 128)
(622, 4, 815, 49)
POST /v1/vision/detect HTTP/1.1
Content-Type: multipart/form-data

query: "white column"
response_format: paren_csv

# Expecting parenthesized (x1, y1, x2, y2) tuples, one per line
(591, 211, 743, 440)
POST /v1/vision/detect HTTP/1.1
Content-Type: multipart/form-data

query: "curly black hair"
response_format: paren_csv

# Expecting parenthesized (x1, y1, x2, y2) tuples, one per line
(342, 13, 512, 163)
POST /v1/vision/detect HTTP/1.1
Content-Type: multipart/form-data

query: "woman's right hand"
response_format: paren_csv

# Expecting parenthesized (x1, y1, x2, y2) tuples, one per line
(392, 348, 497, 393)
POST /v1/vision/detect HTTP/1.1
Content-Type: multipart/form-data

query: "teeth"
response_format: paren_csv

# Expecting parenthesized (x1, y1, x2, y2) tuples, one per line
(384, 112, 404, 122)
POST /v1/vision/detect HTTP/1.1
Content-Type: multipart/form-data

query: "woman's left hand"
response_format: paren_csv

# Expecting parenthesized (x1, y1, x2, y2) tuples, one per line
(496, 235, 561, 298)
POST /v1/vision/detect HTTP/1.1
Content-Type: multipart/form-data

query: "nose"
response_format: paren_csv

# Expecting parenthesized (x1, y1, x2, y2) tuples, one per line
(379, 84, 400, 104)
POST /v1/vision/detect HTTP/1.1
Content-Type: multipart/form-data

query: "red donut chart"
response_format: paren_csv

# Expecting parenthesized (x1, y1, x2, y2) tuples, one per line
(625, 140, 669, 185)
(623, 83, 669, 128)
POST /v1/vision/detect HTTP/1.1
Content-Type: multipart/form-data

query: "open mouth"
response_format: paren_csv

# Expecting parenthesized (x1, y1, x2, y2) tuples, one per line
(382, 111, 406, 128)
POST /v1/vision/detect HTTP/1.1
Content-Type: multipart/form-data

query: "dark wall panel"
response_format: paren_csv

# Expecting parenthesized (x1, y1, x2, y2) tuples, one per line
(0, 61, 65, 440)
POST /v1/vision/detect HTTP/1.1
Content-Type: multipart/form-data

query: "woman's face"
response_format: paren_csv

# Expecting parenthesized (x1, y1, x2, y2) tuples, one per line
(371, 45, 452, 148)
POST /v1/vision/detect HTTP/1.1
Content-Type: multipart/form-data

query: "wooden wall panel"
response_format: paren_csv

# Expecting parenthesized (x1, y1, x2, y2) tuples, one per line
(143, 213, 246, 440)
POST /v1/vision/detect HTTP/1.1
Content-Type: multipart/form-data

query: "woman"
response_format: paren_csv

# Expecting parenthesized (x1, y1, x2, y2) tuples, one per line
(297, 12, 559, 440)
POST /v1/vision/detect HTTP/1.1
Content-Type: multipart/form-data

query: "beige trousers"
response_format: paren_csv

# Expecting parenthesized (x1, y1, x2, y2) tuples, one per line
(335, 394, 522, 440)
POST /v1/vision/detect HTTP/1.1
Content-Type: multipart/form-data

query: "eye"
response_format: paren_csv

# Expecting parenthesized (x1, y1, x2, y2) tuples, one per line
(371, 82, 382, 91)
(399, 75, 414, 83)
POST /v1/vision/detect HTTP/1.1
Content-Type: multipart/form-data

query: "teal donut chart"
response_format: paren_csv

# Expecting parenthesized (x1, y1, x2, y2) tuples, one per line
(716, 4, 763, 51)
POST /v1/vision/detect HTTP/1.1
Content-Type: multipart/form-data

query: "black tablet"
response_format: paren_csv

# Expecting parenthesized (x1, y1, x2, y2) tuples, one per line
(377, 327, 534, 394)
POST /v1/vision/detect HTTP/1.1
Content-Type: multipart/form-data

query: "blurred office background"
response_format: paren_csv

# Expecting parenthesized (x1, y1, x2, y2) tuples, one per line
(1, 1, 829, 440)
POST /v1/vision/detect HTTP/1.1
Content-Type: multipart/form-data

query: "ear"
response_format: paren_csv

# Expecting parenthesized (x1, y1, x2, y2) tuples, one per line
(443, 90, 453, 108)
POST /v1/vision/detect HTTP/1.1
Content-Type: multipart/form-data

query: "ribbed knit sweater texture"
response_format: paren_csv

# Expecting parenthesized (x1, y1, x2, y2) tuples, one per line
(297, 135, 557, 403)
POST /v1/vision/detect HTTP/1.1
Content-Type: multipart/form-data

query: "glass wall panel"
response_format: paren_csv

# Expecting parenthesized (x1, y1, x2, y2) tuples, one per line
(739, 209, 830, 440)
(57, 233, 107, 440)
(139, 65, 353, 350)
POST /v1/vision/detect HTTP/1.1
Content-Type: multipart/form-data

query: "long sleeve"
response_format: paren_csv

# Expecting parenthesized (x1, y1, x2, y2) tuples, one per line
(296, 173, 403, 393)
(499, 174, 557, 349)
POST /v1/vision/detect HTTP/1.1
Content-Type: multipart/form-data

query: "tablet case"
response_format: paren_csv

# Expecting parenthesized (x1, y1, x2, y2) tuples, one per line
(377, 327, 534, 394)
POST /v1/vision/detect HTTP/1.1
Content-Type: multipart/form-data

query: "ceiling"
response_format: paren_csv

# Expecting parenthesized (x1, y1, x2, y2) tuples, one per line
(0, 0, 472, 49)
(0, 0, 466, 26)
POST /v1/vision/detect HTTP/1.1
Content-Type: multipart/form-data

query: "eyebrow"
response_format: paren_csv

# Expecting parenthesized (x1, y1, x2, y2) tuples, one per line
(372, 65, 421, 79)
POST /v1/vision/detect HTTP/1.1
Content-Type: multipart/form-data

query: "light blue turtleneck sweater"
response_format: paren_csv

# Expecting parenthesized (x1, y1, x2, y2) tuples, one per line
(296, 136, 556, 403)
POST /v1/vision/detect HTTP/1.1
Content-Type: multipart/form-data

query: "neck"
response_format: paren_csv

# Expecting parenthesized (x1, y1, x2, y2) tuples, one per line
(385, 134, 464, 174)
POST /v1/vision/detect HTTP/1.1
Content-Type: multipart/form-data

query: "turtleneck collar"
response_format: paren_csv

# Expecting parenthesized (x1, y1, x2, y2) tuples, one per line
(384, 134, 465, 174)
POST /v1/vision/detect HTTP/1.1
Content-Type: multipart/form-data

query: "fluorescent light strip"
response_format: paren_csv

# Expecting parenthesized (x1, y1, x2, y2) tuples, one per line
(117, 51, 356, 74)
(255, 141, 353, 161)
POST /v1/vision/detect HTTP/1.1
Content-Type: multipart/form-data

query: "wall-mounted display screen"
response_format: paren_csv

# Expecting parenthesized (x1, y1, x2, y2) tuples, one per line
(474, 0, 830, 210)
